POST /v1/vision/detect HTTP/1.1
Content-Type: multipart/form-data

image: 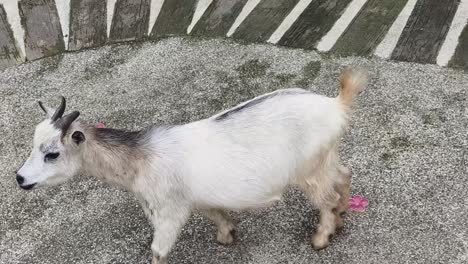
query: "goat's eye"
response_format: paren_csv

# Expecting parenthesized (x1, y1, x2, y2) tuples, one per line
(45, 152, 60, 161)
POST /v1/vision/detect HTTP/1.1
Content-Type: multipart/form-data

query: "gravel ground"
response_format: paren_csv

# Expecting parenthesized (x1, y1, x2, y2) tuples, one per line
(0, 37, 467, 264)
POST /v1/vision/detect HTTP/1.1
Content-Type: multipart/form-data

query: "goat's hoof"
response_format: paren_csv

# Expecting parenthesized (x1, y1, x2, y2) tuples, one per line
(335, 216, 344, 229)
(152, 255, 167, 264)
(217, 229, 235, 245)
(312, 234, 330, 250)
(334, 204, 348, 215)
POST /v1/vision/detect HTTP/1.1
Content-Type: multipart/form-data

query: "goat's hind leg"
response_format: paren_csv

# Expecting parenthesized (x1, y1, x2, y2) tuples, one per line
(333, 165, 351, 229)
(201, 208, 236, 245)
(312, 188, 340, 250)
(300, 171, 341, 250)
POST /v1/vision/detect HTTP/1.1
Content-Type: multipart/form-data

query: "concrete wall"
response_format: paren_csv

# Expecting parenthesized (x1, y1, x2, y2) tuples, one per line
(1, 0, 467, 70)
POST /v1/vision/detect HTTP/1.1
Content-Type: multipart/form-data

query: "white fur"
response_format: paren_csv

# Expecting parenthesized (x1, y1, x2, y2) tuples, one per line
(137, 89, 345, 209)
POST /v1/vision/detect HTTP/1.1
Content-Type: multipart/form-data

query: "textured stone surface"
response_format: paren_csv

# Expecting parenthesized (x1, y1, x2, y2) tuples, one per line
(331, 0, 408, 56)
(449, 21, 468, 71)
(391, 0, 460, 64)
(278, 0, 352, 50)
(191, 0, 248, 37)
(0, 4, 21, 69)
(150, 0, 197, 38)
(109, 0, 151, 42)
(232, 0, 300, 43)
(69, 0, 107, 50)
(18, 0, 64, 61)
(0, 37, 467, 264)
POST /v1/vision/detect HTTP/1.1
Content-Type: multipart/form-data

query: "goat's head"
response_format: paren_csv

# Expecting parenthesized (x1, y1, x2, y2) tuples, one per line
(16, 97, 86, 190)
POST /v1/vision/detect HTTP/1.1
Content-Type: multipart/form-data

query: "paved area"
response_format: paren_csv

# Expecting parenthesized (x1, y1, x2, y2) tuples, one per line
(0, 37, 467, 264)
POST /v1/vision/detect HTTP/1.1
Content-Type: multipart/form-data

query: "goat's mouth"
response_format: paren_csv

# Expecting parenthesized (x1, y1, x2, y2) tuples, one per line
(19, 183, 37, 190)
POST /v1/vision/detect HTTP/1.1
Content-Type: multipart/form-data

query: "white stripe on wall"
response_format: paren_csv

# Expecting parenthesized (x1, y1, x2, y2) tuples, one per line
(316, 0, 368, 52)
(55, 0, 70, 50)
(226, 0, 261, 37)
(267, 0, 312, 44)
(374, 0, 417, 59)
(436, 0, 468, 66)
(148, 0, 165, 35)
(187, 0, 213, 34)
(106, 0, 118, 37)
(1, 0, 25, 60)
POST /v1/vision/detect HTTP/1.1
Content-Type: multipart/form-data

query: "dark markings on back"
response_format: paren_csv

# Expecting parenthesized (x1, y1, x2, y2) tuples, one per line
(214, 89, 309, 121)
(93, 128, 150, 148)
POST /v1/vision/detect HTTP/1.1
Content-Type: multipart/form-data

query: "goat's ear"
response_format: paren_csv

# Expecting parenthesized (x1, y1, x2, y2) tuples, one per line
(38, 101, 55, 119)
(71, 131, 85, 145)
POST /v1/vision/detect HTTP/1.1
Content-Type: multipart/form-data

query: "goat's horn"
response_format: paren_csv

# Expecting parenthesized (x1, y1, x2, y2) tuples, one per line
(51, 96, 66, 121)
(54, 111, 80, 133)
(38, 101, 47, 113)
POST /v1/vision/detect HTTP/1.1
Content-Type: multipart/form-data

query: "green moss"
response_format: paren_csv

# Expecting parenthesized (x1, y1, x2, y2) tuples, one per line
(210, 69, 263, 113)
(83, 45, 139, 79)
(34, 54, 64, 77)
(275, 73, 296, 86)
(295, 61, 321, 87)
(390, 136, 412, 148)
(380, 152, 393, 161)
(235, 59, 270, 78)
(422, 109, 447, 125)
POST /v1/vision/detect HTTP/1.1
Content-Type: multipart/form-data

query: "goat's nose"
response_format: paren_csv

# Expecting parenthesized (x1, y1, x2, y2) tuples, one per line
(16, 174, 24, 185)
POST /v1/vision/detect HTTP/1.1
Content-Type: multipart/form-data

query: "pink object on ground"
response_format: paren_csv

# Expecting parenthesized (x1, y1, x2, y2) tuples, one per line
(95, 123, 106, 129)
(348, 195, 369, 212)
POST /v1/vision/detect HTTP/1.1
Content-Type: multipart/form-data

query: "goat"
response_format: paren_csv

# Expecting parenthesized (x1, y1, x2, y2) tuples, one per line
(16, 68, 367, 264)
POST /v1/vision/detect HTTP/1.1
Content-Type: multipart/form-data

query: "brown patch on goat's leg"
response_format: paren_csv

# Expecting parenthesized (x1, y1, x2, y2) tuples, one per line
(152, 255, 166, 264)
(299, 179, 340, 250)
(299, 147, 344, 250)
(202, 209, 236, 245)
(334, 166, 351, 228)
(312, 191, 340, 250)
(333, 208, 344, 229)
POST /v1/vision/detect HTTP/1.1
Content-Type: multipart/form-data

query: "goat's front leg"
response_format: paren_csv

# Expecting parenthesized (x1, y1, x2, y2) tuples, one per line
(150, 205, 191, 264)
(136, 195, 153, 222)
(300, 175, 340, 250)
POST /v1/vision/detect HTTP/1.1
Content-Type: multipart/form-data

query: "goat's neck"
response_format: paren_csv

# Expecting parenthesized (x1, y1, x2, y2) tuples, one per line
(81, 126, 149, 190)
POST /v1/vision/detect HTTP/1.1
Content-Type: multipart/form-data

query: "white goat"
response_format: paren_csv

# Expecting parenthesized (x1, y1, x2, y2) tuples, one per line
(17, 68, 367, 264)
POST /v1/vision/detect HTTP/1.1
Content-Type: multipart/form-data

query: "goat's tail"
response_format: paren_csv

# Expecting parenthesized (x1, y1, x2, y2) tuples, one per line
(338, 67, 368, 110)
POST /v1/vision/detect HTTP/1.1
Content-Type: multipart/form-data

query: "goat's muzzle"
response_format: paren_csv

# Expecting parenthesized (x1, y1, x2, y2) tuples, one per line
(16, 174, 36, 190)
